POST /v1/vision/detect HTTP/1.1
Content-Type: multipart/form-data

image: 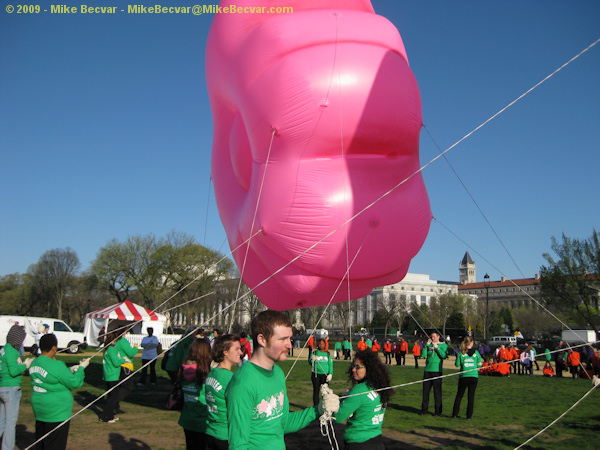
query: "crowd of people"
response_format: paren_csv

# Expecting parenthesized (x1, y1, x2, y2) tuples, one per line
(3, 316, 600, 449)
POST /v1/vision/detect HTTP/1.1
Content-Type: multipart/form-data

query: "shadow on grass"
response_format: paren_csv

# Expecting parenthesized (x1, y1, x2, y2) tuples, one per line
(16, 423, 36, 450)
(108, 433, 152, 449)
(425, 425, 518, 449)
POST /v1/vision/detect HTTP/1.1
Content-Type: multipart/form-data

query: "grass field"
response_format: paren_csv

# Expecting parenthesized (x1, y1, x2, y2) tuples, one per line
(13, 351, 600, 449)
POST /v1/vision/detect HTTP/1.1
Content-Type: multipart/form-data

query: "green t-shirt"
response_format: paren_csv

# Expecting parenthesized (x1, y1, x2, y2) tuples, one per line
(225, 362, 318, 449)
(103, 344, 126, 382)
(165, 334, 193, 372)
(30, 355, 85, 422)
(178, 367, 208, 433)
(334, 342, 342, 351)
(455, 351, 482, 378)
(342, 340, 352, 351)
(422, 342, 448, 373)
(206, 367, 234, 441)
(335, 382, 385, 444)
(116, 337, 138, 359)
(309, 350, 333, 375)
(0, 344, 27, 387)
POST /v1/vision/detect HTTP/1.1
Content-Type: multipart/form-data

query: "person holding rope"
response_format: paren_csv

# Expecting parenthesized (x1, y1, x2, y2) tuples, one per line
(309, 338, 333, 406)
(179, 338, 211, 449)
(100, 329, 134, 423)
(225, 310, 339, 449)
(451, 336, 482, 420)
(334, 349, 392, 450)
(419, 331, 448, 416)
(205, 334, 243, 450)
(0, 325, 33, 450)
(29, 333, 89, 449)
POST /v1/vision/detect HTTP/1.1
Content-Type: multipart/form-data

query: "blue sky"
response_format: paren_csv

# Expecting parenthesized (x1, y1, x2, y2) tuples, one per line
(1, 0, 599, 286)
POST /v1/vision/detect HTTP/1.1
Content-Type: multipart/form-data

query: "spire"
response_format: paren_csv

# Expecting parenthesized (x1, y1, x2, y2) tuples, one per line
(461, 251, 474, 265)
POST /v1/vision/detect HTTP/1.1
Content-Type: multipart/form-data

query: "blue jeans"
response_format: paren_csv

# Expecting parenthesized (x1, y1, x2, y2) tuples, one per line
(0, 386, 22, 450)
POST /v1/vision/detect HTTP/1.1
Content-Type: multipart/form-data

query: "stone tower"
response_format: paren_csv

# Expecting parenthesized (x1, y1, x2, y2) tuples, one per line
(459, 251, 476, 284)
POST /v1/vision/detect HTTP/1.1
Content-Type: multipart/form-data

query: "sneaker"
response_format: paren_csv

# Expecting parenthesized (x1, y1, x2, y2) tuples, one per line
(101, 417, 119, 423)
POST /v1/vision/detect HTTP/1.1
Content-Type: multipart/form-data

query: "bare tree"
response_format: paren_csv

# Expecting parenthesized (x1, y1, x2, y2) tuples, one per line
(30, 248, 80, 320)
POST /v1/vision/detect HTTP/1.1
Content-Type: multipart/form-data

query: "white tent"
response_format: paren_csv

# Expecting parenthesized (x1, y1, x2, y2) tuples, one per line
(83, 301, 169, 347)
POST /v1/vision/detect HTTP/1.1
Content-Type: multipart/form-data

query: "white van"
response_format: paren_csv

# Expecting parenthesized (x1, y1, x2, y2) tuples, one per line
(0, 315, 87, 353)
(489, 335, 517, 348)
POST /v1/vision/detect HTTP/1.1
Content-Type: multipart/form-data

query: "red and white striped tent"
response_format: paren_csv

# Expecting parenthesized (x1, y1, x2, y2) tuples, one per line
(83, 301, 168, 346)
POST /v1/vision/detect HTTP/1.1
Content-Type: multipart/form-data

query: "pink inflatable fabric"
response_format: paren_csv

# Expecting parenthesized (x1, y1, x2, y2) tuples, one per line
(206, 0, 431, 310)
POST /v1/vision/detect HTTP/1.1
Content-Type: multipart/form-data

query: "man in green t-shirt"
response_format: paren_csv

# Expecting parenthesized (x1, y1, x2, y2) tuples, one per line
(419, 332, 448, 416)
(225, 310, 340, 449)
(30, 333, 89, 449)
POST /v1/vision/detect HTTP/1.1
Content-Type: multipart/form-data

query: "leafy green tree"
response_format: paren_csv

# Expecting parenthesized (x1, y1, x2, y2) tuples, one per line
(0, 273, 32, 315)
(540, 230, 600, 331)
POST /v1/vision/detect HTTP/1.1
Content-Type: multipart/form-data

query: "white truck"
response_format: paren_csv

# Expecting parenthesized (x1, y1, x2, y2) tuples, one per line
(0, 315, 87, 353)
(561, 329, 597, 346)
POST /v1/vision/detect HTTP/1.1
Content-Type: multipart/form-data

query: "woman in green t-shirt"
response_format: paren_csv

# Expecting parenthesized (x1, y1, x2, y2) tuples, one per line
(178, 338, 211, 449)
(206, 334, 243, 450)
(335, 350, 392, 449)
(452, 336, 482, 419)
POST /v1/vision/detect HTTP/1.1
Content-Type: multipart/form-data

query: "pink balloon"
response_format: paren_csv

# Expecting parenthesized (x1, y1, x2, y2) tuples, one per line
(206, 0, 431, 310)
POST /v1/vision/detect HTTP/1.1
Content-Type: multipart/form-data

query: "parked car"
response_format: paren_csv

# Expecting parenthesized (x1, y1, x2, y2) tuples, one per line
(0, 315, 87, 353)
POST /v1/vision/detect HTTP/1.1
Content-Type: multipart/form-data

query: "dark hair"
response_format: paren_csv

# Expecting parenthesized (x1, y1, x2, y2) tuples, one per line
(251, 310, 292, 348)
(212, 334, 240, 363)
(40, 333, 58, 352)
(185, 338, 211, 385)
(347, 350, 393, 407)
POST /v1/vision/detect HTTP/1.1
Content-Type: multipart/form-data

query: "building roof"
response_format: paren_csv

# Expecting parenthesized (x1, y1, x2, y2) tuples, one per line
(461, 251, 474, 265)
(458, 277, 540, 290)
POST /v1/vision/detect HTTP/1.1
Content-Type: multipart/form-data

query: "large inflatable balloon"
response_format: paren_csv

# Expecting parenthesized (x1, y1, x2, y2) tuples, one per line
(206, 0, 431, 310)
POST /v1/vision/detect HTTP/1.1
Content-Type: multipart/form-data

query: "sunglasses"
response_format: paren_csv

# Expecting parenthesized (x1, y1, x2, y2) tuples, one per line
(351, 364, 365, 370)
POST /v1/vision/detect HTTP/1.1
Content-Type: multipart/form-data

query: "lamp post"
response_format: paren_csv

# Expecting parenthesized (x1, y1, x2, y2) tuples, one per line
(484, 273, 490, 341)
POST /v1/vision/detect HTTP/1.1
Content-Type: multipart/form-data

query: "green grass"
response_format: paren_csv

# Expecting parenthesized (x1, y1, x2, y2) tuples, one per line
(15, 353, 600, 449)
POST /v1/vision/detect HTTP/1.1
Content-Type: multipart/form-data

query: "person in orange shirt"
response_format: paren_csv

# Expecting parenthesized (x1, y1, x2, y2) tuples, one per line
(479, 357, 490, 376)
(371, 338, 381, 353)
(567, 349, 581, 378)
(325, 336, 330, 351)
(399, 338, 409, 366)
(542, 361, 555, 377)
(412, 340, 421, 369)
(383, 340, 392, 365)
(357, 336, 367, 352)
(496, 358, 511, 376)
(307, 335, 314, 361)
(508, 345, 519, 374)
(498, 345, 511, 363)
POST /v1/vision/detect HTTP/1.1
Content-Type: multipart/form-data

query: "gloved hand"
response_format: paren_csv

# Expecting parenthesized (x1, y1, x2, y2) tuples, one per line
(24, 358, 33, 369)
(593, 375, 600, 387)
(318, 385, 340, 415)
(80, 358, 90, 369)
(70, 365, 80, 373)
(326, 374, 332, 383)
(433, 342, 438, 349)
(124, 357, 131, 364)
(427, 339, 432, 346)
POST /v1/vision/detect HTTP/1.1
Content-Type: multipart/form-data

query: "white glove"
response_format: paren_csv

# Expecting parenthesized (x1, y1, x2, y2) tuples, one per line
(124, 357, 131, 363)
(79, 358, 90, 369)
(318, 385, 340, 415)
(427, 339, 432, 346)
(326, 374, 332, 383)
(70, 365, 80, 373)
(433, 342, 438, 349)
(593, 375, 600, 387)
(24, 358, 33, 369)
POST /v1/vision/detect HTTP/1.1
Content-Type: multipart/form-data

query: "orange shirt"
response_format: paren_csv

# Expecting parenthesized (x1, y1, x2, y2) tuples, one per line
(497, 362, 511, 375)
(400, 341, 409, 352)
(412, 344, 421, 356)
(307, 336, 314, 350)
(357, 341, 367, 351)
(372, 342, 381, 352)
(479, 361, 489, 375)
(384, 343, 392, 353)
(543, 367, 555, 376)
(567, 351, 580, 367)
(499, 348, 511, 361)
(325, 339, 329, 351)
